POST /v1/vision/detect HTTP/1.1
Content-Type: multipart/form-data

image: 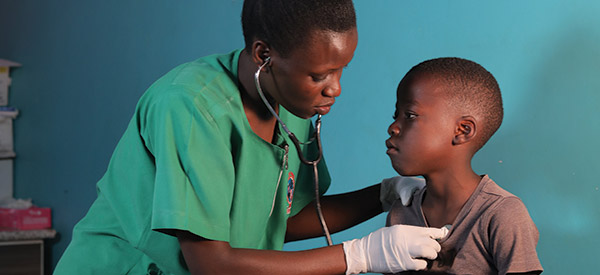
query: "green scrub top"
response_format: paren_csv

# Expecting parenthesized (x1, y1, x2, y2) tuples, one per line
(55, 49, 331, 274)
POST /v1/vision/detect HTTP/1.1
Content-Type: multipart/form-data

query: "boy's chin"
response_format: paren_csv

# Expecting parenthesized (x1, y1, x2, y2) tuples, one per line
(392, 165, 420, 177)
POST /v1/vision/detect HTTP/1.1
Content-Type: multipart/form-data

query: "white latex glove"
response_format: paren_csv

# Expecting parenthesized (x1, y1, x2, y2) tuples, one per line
(342, 225, 448, 275)
(380, 176, 426, 211)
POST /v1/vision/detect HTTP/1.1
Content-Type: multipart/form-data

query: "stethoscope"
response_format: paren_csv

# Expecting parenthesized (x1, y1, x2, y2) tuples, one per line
(254, 57, 333, 246)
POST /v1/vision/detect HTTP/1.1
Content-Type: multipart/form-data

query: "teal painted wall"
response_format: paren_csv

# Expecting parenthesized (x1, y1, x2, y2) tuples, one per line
(1, 1, 598, 274)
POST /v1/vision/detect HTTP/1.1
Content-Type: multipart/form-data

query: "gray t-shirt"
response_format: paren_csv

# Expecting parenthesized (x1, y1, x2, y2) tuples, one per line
(386, 175, 543, 275)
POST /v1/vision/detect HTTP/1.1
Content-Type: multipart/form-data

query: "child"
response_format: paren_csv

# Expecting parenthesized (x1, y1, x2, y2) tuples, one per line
(385, 57, 543, 274)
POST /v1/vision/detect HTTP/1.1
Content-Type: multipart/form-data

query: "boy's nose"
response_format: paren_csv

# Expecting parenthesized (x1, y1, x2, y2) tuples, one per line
(388, 122, 400, 136)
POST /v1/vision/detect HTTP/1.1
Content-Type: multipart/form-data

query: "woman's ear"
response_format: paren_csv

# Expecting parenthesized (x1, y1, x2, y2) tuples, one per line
(251, 40, 271, 68)
(453, 116, 477, 145)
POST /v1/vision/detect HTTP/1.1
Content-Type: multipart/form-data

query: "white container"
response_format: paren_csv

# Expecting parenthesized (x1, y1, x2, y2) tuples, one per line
(0, 59, 21, 106)
(0, 109, 18, 158)
(0, 158, 13, 200)
(0, 74, 11, 106)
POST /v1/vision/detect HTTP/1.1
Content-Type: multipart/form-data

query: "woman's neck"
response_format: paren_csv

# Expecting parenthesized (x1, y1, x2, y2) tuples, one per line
(237, 50, 279, 143)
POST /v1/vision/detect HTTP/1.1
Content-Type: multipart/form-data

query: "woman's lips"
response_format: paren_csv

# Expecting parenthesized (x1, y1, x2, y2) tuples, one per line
(315, 102, 334, 115)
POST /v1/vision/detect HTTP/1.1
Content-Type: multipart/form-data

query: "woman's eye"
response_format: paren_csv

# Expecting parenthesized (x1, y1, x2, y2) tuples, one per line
(311, 74, 327, 82)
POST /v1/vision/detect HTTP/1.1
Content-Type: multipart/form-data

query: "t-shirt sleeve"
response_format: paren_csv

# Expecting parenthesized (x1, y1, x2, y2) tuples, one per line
(488, 197, 543, 275)
(141, 91, 235, 242)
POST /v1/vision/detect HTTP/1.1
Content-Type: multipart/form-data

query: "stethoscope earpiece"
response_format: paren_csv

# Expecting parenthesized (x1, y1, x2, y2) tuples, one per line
(262, 56, 271, 65)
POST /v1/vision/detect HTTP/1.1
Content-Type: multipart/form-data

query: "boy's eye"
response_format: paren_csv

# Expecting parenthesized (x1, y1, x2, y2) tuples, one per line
(405, 112, 417, 120)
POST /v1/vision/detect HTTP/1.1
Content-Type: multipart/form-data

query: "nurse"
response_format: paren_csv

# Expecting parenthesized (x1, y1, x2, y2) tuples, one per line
(55, 0, 445, 274)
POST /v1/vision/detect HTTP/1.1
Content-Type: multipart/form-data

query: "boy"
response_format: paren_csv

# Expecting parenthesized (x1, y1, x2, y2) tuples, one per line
(385, 57, 543, 274)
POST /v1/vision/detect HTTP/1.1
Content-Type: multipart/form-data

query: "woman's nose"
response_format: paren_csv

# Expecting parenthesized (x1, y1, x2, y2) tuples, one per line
(323, 72, 342, 98)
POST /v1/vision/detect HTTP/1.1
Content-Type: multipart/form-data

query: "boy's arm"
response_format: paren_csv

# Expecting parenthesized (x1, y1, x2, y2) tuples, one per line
(490, 197, 543, 274)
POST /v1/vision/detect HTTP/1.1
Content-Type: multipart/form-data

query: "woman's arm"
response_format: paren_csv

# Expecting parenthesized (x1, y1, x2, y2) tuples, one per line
(286, 183, 382, 242)
(178, 224, 447, 275)
(177, 230, 346, 275)
(176, 182, 448, 274)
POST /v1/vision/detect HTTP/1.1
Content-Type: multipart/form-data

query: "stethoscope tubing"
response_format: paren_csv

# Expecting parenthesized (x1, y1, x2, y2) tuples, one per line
(254, 57, 333, 246)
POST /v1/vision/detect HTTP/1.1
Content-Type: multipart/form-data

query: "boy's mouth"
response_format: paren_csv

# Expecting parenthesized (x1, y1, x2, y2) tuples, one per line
(385, 139, 398, 154)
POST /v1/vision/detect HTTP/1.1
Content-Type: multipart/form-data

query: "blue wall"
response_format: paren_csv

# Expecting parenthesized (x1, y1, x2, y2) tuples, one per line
(1, 1, 598, 274)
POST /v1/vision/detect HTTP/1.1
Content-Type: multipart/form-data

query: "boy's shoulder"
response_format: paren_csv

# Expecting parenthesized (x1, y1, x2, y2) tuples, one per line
(437, 176, 543, 275)
(477, 175, 524, 207)
(475, 176, 535, 227)
(478, 175, 515, 198)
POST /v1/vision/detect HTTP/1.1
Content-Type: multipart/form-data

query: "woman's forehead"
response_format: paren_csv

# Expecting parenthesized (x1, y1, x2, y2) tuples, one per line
(284, 28, 358, 70)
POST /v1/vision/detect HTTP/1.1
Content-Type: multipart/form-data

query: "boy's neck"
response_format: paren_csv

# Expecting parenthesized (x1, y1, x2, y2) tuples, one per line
(420, 167, 482, 228)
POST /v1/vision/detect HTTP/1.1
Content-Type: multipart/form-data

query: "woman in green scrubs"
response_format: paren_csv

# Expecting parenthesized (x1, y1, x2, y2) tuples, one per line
(55, 0, 446, 274)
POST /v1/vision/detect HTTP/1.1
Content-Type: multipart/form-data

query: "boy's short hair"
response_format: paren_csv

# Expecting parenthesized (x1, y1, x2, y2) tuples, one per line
(405, 57, 503, 151)
(241, 0, 356, 57)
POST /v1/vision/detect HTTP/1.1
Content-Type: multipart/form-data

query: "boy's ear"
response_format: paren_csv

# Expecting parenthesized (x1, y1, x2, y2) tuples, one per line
(453, 116, 476, 145)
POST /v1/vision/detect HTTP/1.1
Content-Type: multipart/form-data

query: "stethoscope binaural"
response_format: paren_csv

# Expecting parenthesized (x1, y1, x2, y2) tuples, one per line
(254, 57, 333, 246)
